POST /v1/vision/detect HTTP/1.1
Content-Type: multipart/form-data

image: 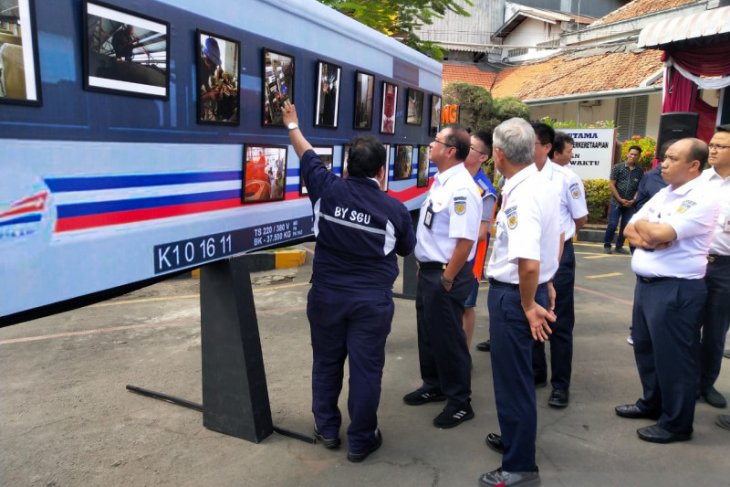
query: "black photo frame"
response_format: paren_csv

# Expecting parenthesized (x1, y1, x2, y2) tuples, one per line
(380, 82, 398, 135)
(314, 60, 341, 128)
(353, 71, 374, 130)
(429, 94, 442, 137)
(417, 145, 431, 188)
(300, 145, 334, 195)
(381, 143, 391, 191)
(341, 144, 351, 177)
(242, 144, 288, 203)
(0, 0, 42, 106)
(196, 30, 240, 125)
(405, 89, 424, 126)
(262, 48, 295, 127)
(393, 144, 414, 181)
(82, 0, 170, 99)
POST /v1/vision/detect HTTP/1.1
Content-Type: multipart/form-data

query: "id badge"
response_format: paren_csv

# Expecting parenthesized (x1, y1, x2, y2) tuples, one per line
(424, 203, 434, 229)
(724, 214, 730, 233)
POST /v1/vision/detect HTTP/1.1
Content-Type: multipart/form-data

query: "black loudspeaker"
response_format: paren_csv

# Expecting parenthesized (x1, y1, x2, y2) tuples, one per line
(655, 112, 699, 160)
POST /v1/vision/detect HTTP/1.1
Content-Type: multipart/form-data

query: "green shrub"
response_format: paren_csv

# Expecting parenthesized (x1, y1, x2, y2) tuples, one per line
(584, 179, 611, 224)
(621, 136, 656, 170)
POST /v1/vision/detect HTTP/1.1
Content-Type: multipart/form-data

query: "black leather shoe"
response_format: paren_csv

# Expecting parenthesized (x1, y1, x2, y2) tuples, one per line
(347, 429, 382, 463)
(701, 386, 727, 408)
(433, 403, 474, 428)
(615, 403, 660, 419)
(313, 428, 341, 449)
(476, 340, 491, 352)
(615, 247, 629, 255)
(716, 414, 730, 431)
(478, 468, 540, 487)
(485, 433, 504, 454)
(403, 389, 446, 405)
(548, 388, 569, 408)
(723, 349, 730, 359)
(603, 247, 612, 254)
(637, 424, 691, 444)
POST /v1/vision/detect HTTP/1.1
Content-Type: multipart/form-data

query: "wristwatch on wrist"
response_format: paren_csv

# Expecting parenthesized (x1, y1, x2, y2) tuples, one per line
(287, 122, 299, 131)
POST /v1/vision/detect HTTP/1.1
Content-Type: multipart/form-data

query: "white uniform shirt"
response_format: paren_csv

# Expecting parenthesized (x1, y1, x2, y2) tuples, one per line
(487, 164, 561, 284)
(702, 168, 730, 256)
(630, 176, 719, 279)
(415, 163, 482, 263)
(539, 160, 588, 240)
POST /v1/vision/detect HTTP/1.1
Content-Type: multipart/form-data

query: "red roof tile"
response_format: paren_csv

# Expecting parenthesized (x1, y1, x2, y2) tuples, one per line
(592, 0, 700, 26)
(442, 64, 498, 91)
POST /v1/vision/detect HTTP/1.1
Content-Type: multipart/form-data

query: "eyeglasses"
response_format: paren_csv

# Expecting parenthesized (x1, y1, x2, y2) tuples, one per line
(433, 138, 455, 148)
(709, 143, 730, 151)
(470, 146, 489, 156)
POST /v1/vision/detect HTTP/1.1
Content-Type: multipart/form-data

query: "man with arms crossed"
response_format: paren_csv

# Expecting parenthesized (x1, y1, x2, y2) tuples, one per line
(615, 138, 718, 444)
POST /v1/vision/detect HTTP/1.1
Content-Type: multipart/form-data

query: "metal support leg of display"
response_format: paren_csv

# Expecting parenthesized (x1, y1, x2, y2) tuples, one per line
(127, 256, 312, 444)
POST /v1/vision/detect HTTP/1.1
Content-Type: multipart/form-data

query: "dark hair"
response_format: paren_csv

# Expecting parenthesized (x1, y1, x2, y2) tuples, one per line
(628, 145, 642, 153)
(472, 130, 493, 155)
(717, 124, 730, 133)
(347, 135, 386, 178)
(531, 122, 555, 146)
(686, 138, 709, 167)
(549, 131, 573, 158)
(442, 126, 471, 160)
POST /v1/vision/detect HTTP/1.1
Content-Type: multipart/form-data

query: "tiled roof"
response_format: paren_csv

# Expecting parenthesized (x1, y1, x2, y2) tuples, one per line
(442, 64, 498, 91)
(591, 0, 700, 26)
(487, 49, 663, 101)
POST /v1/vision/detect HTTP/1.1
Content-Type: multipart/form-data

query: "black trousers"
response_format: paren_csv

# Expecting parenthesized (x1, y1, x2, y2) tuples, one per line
(415, 263, 472, 409)
(699, 259, 730, 392)
(533, 239, 575, 390)
(633, 277, 705, 435)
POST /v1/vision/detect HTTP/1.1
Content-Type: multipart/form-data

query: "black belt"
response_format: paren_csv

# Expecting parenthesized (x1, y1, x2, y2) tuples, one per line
(418, 261, 447, 271)
(637, 276, 669, 284)
(708, 254, 730, 264)
(487, 278, 519, 289)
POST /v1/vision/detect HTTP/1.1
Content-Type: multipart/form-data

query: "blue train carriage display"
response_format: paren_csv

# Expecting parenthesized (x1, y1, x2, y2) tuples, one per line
(0, 0, 442, 324)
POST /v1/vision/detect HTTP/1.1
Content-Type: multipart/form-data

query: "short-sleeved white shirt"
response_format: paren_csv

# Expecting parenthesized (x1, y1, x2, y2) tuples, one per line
(539, 160, 588, 240)
(630, 176, 719, 279)
(701, 168, 730, 256)
(487, 164, 561, 284)
(415, 163, 483, 263)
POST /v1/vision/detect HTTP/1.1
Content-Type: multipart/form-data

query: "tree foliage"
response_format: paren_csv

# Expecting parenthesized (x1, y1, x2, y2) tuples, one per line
(318, 0, 473, 59)
(442, 83, 529, 133)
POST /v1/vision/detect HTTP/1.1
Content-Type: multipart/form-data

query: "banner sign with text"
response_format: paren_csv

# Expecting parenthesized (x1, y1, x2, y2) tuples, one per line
(564, 128, 616, 180)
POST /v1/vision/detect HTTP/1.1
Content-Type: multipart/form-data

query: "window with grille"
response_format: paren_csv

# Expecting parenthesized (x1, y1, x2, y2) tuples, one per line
(616, 95, 648, 140)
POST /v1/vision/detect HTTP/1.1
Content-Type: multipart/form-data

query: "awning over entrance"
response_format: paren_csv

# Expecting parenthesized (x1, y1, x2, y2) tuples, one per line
(638, 5, 730, 48)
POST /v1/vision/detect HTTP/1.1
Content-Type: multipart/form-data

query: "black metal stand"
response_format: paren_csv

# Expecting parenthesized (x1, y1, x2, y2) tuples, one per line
(394, 211, 419, 300)
(126, 256, 313, 445)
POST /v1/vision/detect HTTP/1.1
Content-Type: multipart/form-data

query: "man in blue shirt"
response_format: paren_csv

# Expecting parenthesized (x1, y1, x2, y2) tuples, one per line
(603, 146, 644, 254)
(283, 102, 416, 462)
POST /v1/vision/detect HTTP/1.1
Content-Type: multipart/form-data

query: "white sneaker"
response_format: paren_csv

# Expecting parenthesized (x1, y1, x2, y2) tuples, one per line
(627, 336, 634, 346)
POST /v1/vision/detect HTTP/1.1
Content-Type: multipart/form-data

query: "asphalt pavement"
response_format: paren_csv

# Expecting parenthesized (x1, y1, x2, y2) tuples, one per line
(1, 241, 729, 487)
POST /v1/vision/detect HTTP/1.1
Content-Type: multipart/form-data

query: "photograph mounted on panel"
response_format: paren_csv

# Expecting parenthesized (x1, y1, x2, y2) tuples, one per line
(405, 89, 424, 126)
(83, 0, 170, 99)
(262, 49, 294, 127)
(380, 82, 397, 135)
(353, 71, 374, 130)
(196, 30, 240, 125)
(417, 145, 430, 188)
(0, 0, 42, 106)
(242, 145, 287, 203)
(300, 146, 334, 195)
(341, 144, 351, 177)
(314, 61, 340, 128)
(381, 143, 391, 191)
(393, 144, 413, 181)
(429, 94, 442, 137)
